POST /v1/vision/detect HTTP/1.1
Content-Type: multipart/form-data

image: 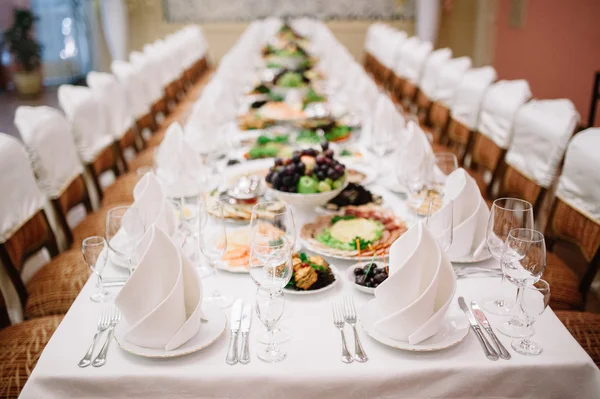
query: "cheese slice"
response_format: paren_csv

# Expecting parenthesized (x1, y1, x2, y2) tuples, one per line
(330, 219, 381, 243)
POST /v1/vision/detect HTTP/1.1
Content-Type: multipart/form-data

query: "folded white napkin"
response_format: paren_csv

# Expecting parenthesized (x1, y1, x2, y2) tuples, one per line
(396, 121, 432, 175)
(132, 173, 177, 236)
(373, 223, 456, 344)
(115, 226, 205, 350)
(443, 168, 490, 260)
(155, 122, 205, 196)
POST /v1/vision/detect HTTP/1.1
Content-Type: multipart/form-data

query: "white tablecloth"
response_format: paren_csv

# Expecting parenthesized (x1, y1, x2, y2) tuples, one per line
(21, 176, 600, 399)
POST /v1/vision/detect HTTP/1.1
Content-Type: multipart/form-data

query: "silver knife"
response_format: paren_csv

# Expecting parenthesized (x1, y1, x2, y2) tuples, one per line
(226, 299, 243, 365)
(239, 302, 252, 364)
(458, 297, 499, 361)
(471, 301, 511, 360)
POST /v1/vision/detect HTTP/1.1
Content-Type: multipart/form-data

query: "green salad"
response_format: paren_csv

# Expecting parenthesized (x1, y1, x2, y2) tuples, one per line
(277, 72, 305, 88)
(316, 215, 384, 251)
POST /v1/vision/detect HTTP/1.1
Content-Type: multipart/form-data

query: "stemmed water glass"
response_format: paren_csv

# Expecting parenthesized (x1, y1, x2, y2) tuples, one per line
(430, 152, 458, 195)
(511, 279, 550, 355)
(249, 201, 296, 248)
(81, 236, 109, 302)
(105, 206, 146, 276)
(173, 196, 200, 259)
(197, 197, 233, 308)
(498, 228, 546, 337)
(481, 198, 534, 315)
(255, 288, 287, 363)
(425, 197, 453, 252)
(396, 148, 432, 222)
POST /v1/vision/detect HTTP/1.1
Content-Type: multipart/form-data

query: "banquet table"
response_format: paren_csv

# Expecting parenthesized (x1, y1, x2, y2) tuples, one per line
(20, 173, 600, 399)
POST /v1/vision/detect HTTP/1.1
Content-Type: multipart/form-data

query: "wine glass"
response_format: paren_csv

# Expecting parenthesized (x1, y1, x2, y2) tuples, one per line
(250, 201, 296, 249)
(197, 197, 233, 308)
(173, 196, 200, 259)
(498, 228, 546, 338)
(426, 197, 453, 252)
(255, 288, 286, 363)
(105, 206, 146, 276)
(396, 147, 432, 221)
(511, 279, 550, 356)
(431, 152, 458, 195)
(481, 198, 534, 315)
(81, 236, 109, 302)
(370, 112, 401, 176)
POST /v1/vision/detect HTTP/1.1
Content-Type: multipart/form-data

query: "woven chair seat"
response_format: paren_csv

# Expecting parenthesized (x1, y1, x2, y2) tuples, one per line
(102, 172, 138, 207)
(71, 202, 130, 248)
(555, 311, 600, 368)
(545, 252, 585, 311)
(24, 250, 90, 318)
(0, 315, 63, 398)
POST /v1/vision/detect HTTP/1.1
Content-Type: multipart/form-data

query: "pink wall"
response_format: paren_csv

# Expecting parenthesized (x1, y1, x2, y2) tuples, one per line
(493, 0, 600, 125)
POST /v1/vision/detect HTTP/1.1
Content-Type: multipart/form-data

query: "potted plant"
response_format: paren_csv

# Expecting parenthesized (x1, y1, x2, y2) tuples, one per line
(3, 8, 43, 97)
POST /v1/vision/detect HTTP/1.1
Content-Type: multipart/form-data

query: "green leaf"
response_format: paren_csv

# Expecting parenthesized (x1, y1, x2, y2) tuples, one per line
(331, 215, 356, 225)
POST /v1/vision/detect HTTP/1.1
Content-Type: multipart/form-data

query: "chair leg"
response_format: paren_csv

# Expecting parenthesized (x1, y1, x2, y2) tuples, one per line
(86, 164, 103, 203)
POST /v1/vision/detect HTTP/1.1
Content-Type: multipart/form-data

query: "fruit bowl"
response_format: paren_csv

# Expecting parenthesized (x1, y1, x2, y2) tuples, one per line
(267, 179, 348, 208)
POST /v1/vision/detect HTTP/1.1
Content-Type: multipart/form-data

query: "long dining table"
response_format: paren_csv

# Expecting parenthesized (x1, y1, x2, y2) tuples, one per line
(20, 168, 600, 398)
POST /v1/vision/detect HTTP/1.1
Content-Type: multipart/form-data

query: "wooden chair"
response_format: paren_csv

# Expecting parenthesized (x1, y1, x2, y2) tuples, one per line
(466, 132, 508, 199)
(555, 311, 600, 368)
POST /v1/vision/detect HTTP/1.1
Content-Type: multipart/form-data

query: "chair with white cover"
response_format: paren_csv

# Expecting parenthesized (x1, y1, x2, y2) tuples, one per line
(467, 79, 532, 197)
(542, 129, 600, 313)
(111, 60, 158, 134)
(58, 84, 120, 201)
(379, 30, 408, 89)
(499, 99, 580, 213)
(414, 48, 452, 125)
(363, 23, 382, 73)
(0, 133, 89, 321)
(391, 36, 433, 107)
(446, 66, 497, 164)
(426, 56, 472, 143)
(87, 71, 141, 165)
(130, 50, 168, 119)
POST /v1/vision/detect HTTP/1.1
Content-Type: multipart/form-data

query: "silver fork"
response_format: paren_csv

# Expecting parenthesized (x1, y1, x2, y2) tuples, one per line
(343, 297, 368, 363)
(332, 302, 353, 364)
(92, 307, 121, 367)
(78, 308, 111, 368)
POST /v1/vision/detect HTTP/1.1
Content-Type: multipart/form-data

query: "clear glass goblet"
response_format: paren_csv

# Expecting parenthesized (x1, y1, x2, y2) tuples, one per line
(511, 279, 550, 355)
(255, 288, 286, 363)
(81, 236, 109, 302)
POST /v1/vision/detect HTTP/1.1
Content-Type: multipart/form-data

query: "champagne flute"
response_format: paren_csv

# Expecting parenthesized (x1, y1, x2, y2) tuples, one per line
(498, 228, 546, 337)
(425, 197, 453, 252)
(198, 196, 233, 308)
(81, 236, 109, 302)
(255, 288, 286, 363)
(511, 279, 550, 355)
(481, 198, 534, 315)
(105, 206, 146, 276)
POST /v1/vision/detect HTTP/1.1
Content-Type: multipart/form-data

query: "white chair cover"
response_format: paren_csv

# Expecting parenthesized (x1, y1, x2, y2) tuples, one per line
(431, 56, 472, 106)
(57, 84, 113, 164)
(393, 37, 433, 84)
(476, 79, 532, 149)
(380, 30, 408, 70)
(130, 51, 162, 104)
(0, 133, 47, 243)
(505, 99, 579, 189)
(556, 129, 600, 220)
(14, 106, 83, 199)
(450, 66, 497, 130)
(87, 71, 133, 140)
(418, 48, 452, 99)
(111, 60, 150, 119)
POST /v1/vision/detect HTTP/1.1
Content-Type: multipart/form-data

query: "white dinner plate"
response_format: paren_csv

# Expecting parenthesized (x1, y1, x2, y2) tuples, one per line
(345, 261, 387, 295)
(358, 299, 469, 352)
(283, 265, 340, 295)
(114, 305, 227, 358)
(300, 237, 390, 262)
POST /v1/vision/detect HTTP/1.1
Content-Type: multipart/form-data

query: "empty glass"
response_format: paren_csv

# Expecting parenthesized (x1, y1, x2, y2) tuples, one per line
(426, 197, 453, 252)
(396, 148, 432, 219)
(498, 228, 546, 338)
(255, 288, 286, 363)
(173, 196, 200, 258)
(431, 152, 458, 195)
(81, 236, 109, 302)
(198, 197, 233, 308)
(105, 206, 146, 276)
(250, 201, 296, 249)
(511, 280, 550, 355)
(481, 198, 534, 315)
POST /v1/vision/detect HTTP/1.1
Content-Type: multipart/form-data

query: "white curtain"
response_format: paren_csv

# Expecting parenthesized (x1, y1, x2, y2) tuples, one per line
(416, 0, 441, 44)
(100, 0, 128, 61)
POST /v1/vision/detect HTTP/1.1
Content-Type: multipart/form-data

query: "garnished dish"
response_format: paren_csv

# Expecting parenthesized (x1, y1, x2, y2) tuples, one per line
(284, 252, 337, 293)
(322, 183, 382, 212)
(353, 261, 388, 289)
(300, 205, 408, 259)
(265, 141, 346, 194)
(244, 134, 292, 160)
(294, 125, 353, 144)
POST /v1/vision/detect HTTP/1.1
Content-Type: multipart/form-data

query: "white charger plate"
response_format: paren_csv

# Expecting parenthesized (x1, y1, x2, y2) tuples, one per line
(114, 305, 227, 358)
(283, 265, 340, 295)
(358, 299, 469, 352)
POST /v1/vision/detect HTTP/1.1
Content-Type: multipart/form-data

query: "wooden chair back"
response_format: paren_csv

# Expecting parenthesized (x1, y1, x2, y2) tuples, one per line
(50, 175, 93, 247)
(467, 132, 507, 198)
